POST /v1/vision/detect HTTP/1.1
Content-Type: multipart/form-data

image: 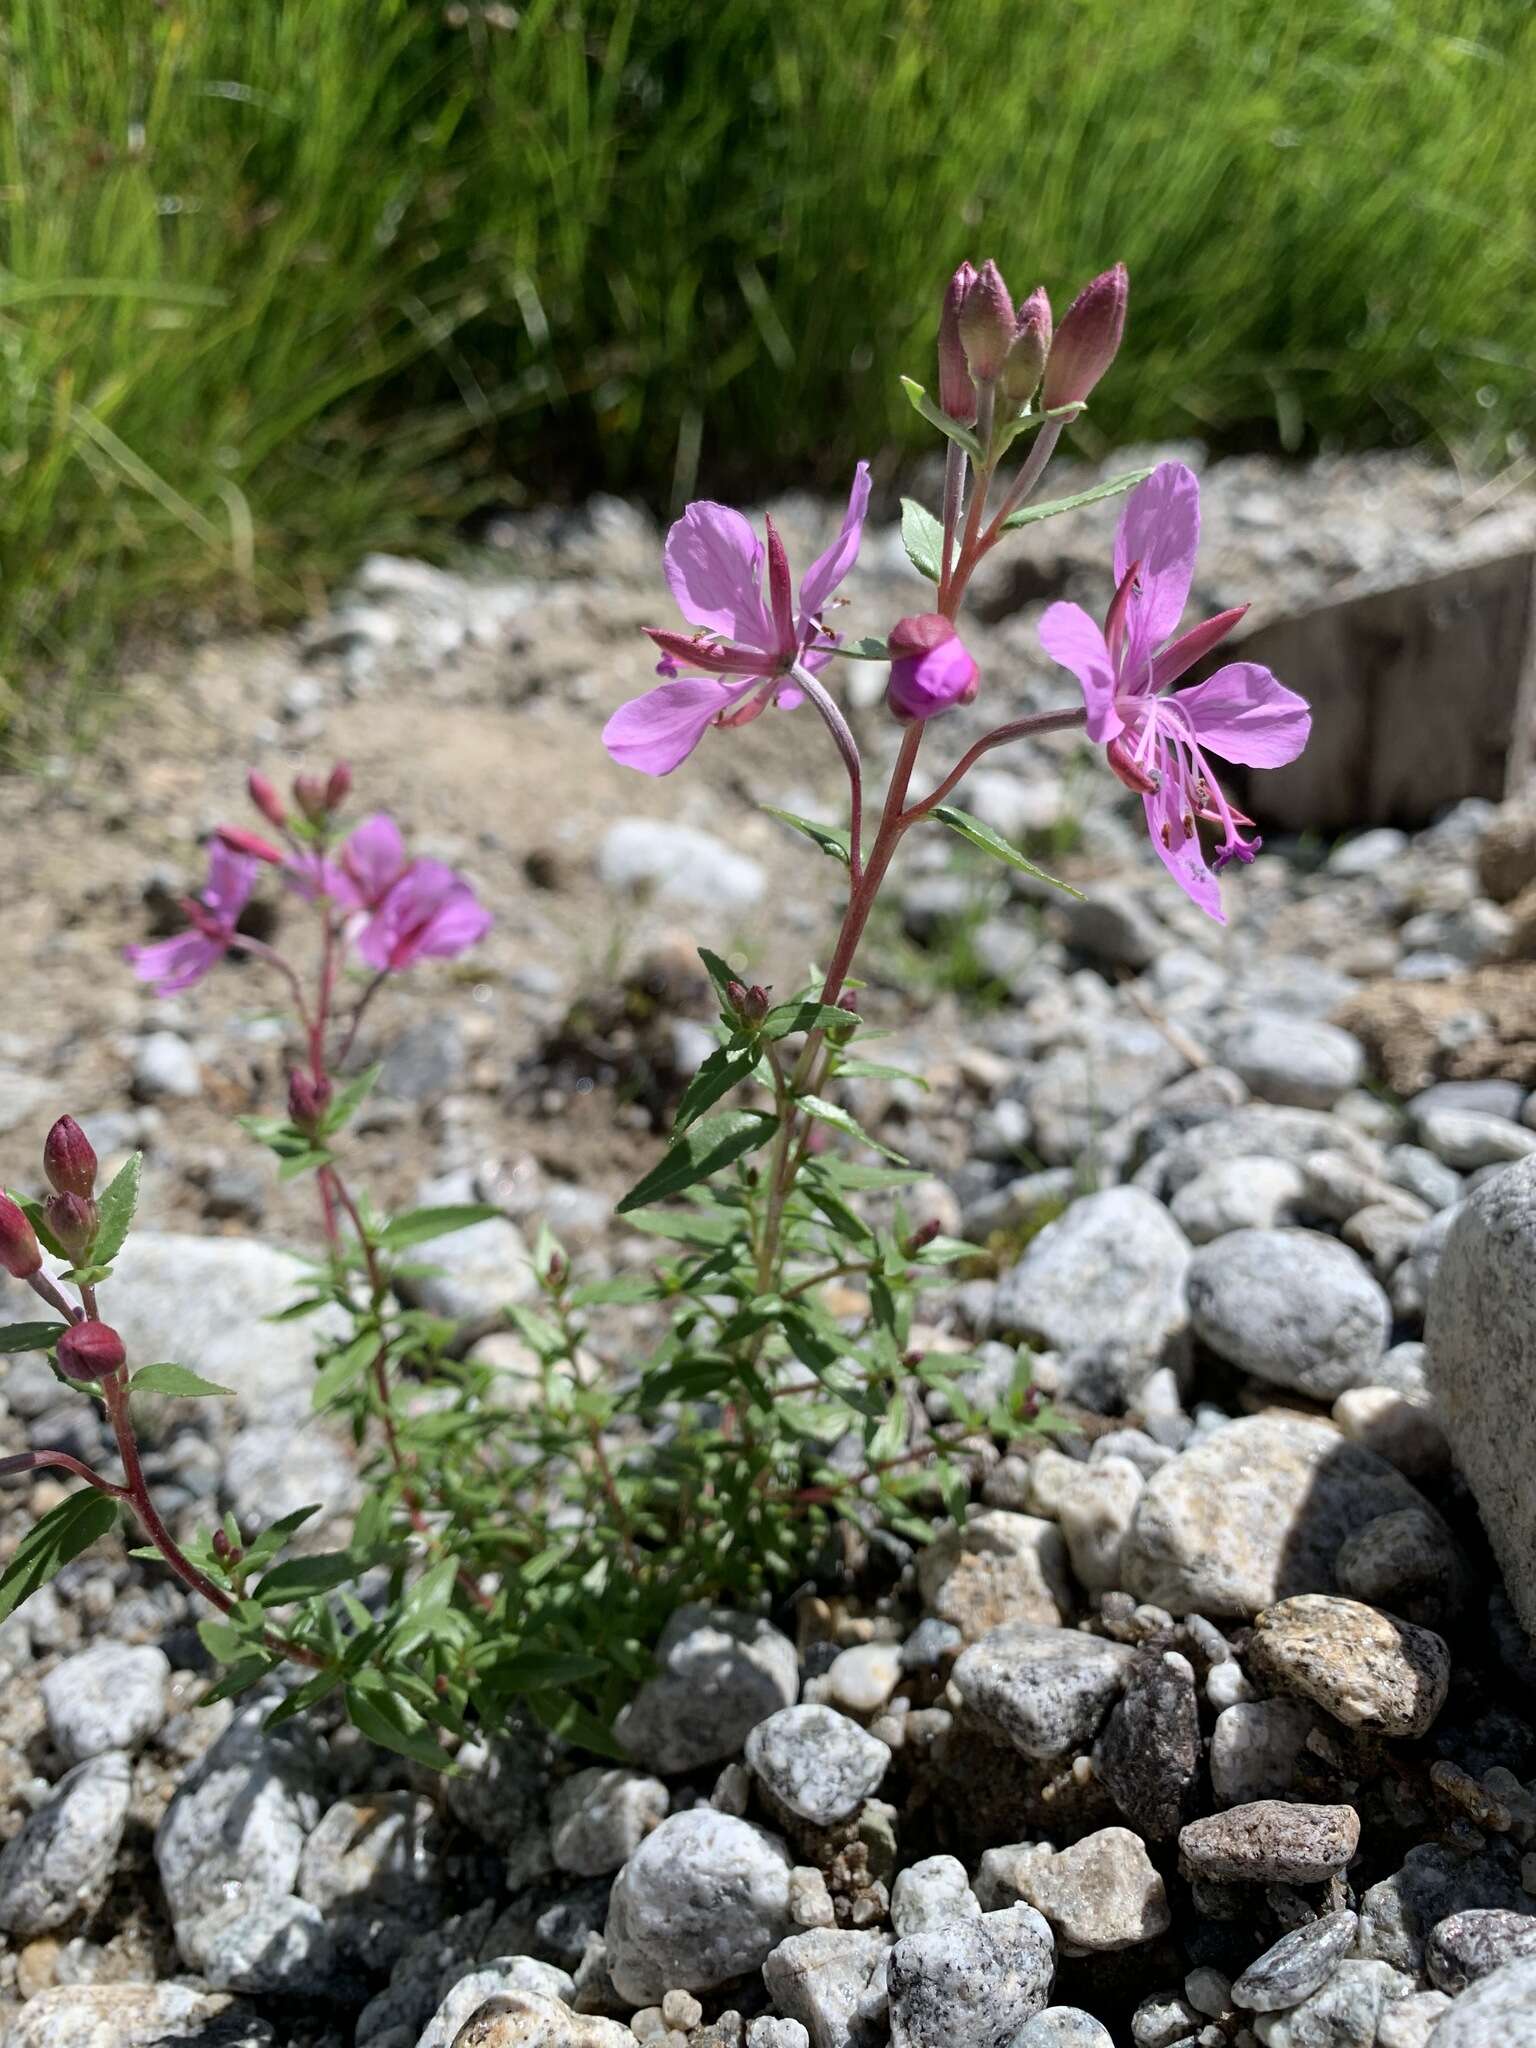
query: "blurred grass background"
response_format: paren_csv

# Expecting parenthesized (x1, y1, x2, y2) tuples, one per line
(3, 0, 1533, 734)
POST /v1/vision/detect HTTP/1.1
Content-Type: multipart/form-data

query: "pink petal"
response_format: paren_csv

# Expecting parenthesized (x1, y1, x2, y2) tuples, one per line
(798, 461, 872, 619)
(1114, 462, 1201, 674)
(1142, 779, 1226, 925)
(602, 677, 751, 776)
(1150, 605, 1248, 690)
(663, 502, 774, 646)
(202, 844, 258, 926)
(337, 814, 408, 909)
(1175, 662, 1312, 767)
(125, 932, 223, 995)
(1038, 601, 1122, 743)
(415, 885, 493, 960)
(643, 628, 770, 678)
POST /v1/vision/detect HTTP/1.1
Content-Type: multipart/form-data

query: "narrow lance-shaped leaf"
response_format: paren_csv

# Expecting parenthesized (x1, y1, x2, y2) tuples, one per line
(999, 467, 1154, 533)
(932, 805, 1084, 897)
(377, 1204, 500, 1250)
(616, 1111, 779, 1215)
(0, 1323, 68, 1355)
(132, 1362, 235, 1399)
(898, 377, 983, 462)
(900, 498, 944, 583)
(673, 1044, 760, 1132)
(817, 636, 890, 661)
(0, 1490, 118, 1625)
(90, 1153, 142, 1268)
(797, 1095, 908, 1164)
(760, 807, 850, 868)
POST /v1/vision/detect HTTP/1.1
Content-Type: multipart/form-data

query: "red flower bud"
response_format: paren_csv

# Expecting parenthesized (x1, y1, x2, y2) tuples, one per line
(43, 1117, 98, 1199)
(247, 771, 288, 830)
(44, 1193, 97, 1262)
(215, 825, 285, 866)
(1042, 262, 1128, 411)
(938, 262, 978, 424)
(885, 614, 980, 724)
(0, 1195, 42, 1280)
(325, 761, 352, 810)
(904, 1217, 943, 1255)
(725, 980, 770, 1028)
(56, 1321, 126, 1382)
(1001, 286, 1052, 406)
(293, 772, 329, 822)
(958, 260, 1015, 384)
(287, 1071, 333, 1133)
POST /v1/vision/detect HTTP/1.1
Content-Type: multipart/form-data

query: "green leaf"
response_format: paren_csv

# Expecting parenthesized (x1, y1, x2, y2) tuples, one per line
(798, 1095, 908, 1163)
(482, 1647, 611, 1691)
(62, 1264, 112, 1287)
(311, 1328, 381, 1408)
(263, 1669, 343, 1729)
(673, 1044, 760, 1132)
(89, 1153, 141, 1268)
(999, 466, 1154, 533)
(623, 1208, 741, 1247)
(899, 376, 982, 461)
(836, 1058, 929, 1086)
(131, 1361, 234, 1399)
(616, 1111, 779, 1215)
(0, 1489, 118, 1624)
(9, 1191, 67, 1261)
(823, 635, 890, 661)
(198, 1618, 251, 1662)
(0, 1322, 67, 1354)
(932, 804, 1084, 897)
(526, 1689, 626, 1761)
(377, 1204, 500, 1250)
(254, 1551, 361, 1605)
(695, 948, 739, 1007)
(239, 1505, 324, 1572)
(345, 1676, 448, 1770)
(760, 999, 852, 1042)
(760, 806, 850, 868)
(323, 1063, 382, 1135)
(900, 497, 944, 582)
(200, 1655, 277, 1705)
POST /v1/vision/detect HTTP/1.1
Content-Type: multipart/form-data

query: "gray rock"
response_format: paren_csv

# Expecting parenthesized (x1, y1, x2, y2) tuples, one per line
(887, 1905, 1054, 2048)
(296, 1793, 444, 1968)
(1129, 1991, 1202, 2047)
(1411, 1078, 1528, 1123)
(1393, 1954, 1536, 2046)
(746, 1706, 890, 1826)
(395, 1173, 535, 1324)
(1051, 1458, 1144, 1593)
(39, 1643, 169, 1761)
(0, 1066, 58, 1136)
(749, 2023, 812, 2048)
(1209, 1699, 1316, 1808)
(1327, 828, 1408, 877)
(1425, 1907, 1536, 1992)
(1001, 1829, 1169, 1951)
(826, 1643, 903, 1715)
(1122, 1413, 1438, 1618)
(603, 1808, 794, 2001)
(1357, 1844, 1536, 1974)
(1008, 2014, 1113, 2048)
(1177, 1802, 1360, 1884)
(1231, 1910, 1358, 2011)
(1251, 1960, 1414, 2048)
(615, 1605, 799, 1773)
(1390, 1204, 1461, 1321)
(1375, 1993, 1453, 2048)
(550, 1767, 668, 1876)
(598, 820, 766, 912)
(1220, 1015, 1364, 1110)
(1062, 886, 1170, 971)
(1024, 1025, 1186, 1165)
(1133, 1106, 1382, 1202)
(132, 1028, 202, 1100)
(1169, 1156, 1306, 1243)
(1186, 1229, 1389, 1397)
(1416, 1107, 1536, 1171)
(915, 1510, 1073, 1640)
(1426, 1157, 1536, 1634)
(890, 1856, 980, 1937)
(1334, 1508, 1463, 1628)
(951, 1623, 1133, 1760)
(1385, 1145, 1462, 1212)
(1247, 1594, 1449, 1738)
(0, 1751, 132, 1935)
(991, 1188, 1190, 1374)
(428, 1988, 635, 2048)
(1, 1985, 274, 2047)
(414, 1969, 594, 2048)
(172, 1891, 343, 1999)
(1093, 1648, 1200, 1840)
(761, 1928, 893, 2048)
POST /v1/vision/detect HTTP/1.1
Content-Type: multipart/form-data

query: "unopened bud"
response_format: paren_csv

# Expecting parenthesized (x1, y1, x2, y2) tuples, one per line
(293, 772, 329, 822)
(1001, 286, 1052, 405)
(287, 1071, 333, 1133)
(43, 1117, 98, 1199)
(837, 990, 860, 1014)
(726, 980, 770, 1028)
(904, 1217, 943, 1256)
(885, 613, 980, 724)
(44, 1193, 97, 1261)
(937, 261, 978, 423)
(1042, 262, 1128, 410)
(212, 1528, 244, 1565)
(56, 1321, 126, 1382)
(325, 761, 352, 810)
(0, 1194, 41, 1279)
(215, 824, 285, 865)
(247, 771, 288, 830)
(958, 260, 1015, 384)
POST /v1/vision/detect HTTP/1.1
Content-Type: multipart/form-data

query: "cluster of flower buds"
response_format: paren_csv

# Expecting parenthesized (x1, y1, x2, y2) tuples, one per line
(939, 258, 1127, 425)
(726, 980, 771, 1029)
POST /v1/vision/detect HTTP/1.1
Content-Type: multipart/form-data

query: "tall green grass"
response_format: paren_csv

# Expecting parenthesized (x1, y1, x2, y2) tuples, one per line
(3, 1, 1533, 734)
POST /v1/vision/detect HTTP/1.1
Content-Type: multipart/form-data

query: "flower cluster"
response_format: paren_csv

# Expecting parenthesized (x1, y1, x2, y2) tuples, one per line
(127, 767, 491, 996)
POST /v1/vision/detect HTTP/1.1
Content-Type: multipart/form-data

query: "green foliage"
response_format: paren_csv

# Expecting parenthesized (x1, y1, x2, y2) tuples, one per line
(5, 0, 1535, 732)
(0, 1490, 118, 1624)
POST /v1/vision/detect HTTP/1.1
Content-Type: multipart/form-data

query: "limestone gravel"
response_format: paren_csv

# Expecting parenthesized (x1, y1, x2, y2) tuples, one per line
(950, 1623, 1133, 1761)
(1247, 1595, 1450, 1738)
(1186, 1229, 1390, 1397)
(603, 1808, 794, 2002)
(745, 1706, 891, 1826)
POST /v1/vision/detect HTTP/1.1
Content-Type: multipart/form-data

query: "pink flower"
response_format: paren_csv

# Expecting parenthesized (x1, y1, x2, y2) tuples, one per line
(283, 812, 405, 909)
(1038, 461, 1310, 922)
(603, 463, 872, 775)
(886, 614, 980, 724)
(355, 860, 491, 972)
(126, 843, 257, 994)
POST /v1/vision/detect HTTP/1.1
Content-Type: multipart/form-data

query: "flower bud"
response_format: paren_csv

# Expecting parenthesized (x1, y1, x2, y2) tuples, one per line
(885, 614, 980, 724)
(0, 1194, 42, 1279)
(1042, 262, 1128, 410)
(293, 772, 329, 822)
(937, 262, 977, 423)
(56, 1321, 126, 1382)
(215, 824, 285, 865)
(958, 260, 1015, 384)
(725, 981, 770, 1028)
(43, 1116, 98, 1199)
(325, 761, 352, 810)
(287, 1070, 333, 1133)
(904, 1217, 943, 1256)
(247, 771, 288, 830)
(1000, 286, 1052, 406)
(44, 1193, 97, 1262)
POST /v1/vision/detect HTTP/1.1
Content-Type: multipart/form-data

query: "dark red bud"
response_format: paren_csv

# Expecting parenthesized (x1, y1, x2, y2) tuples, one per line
(44, 1193, 97, 1261)
(0, 1195, 42, 1280)
(546, 1250, 568, 1286)
(887, 613, 959, 658)
(212, 1528, 244, 1565)
(293, 772, 329, 822)
(727, 981, 770, 1027)
(287, 1071, 333, 1133)
(958, 260, 1015, 383)
(215, 824, 285, 865)
(938, 261, 978, 424)
(1042, 262, 1128, 411)
(43, 1117, 98, 1199)
(837, 990, 860, 1014)
(56, 1321, 126, 1382)
(905, 1218, 943, 1255)
(247, 771, 288, 830)
(1000, 286, 1052, 405)
(325, 762, 352, 810)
